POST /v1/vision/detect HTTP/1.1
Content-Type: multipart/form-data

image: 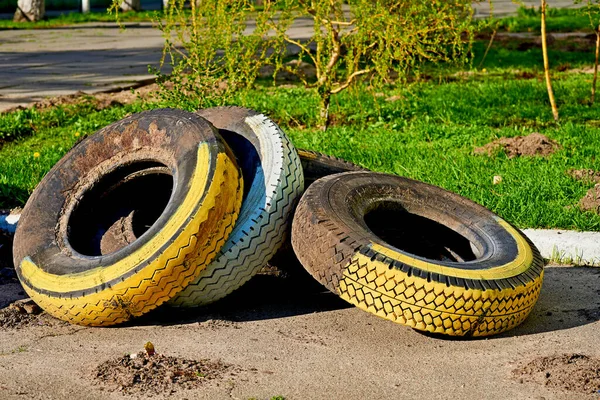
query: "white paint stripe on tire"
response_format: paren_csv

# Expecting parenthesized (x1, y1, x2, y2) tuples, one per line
(169, 111, 304, 307)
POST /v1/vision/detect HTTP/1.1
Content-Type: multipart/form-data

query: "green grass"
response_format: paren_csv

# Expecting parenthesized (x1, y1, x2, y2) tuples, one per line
(492, 6, 598, 33)
(472, 38, 595, 71)
(2, 4, 596, 32)
(1, 40, 600, 231)
(0, 10, 158, 30)
(0, 101, 152, 206)
(234, 74, 600, 232)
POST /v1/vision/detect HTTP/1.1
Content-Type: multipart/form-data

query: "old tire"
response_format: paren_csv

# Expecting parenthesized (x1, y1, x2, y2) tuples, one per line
(13, 109, 243, 326)
(266, 149, 365, 273)
(169, 107, 304, 307)
(298, 149, 365, 187)
(291, 172, 544, 337)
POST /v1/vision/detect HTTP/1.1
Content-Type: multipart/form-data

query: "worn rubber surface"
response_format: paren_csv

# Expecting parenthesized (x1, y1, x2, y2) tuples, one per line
(266, 149, 365, 272)
(291, 172, 544, 337)
(297, 149, 365, 187)
(13, 109, 243, 326)
(169, 107, 304, 307)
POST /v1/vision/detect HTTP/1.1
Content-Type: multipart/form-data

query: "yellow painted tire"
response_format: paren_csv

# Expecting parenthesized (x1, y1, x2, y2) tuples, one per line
(291, 172, 544, 337)
(12, 109, 243, 326)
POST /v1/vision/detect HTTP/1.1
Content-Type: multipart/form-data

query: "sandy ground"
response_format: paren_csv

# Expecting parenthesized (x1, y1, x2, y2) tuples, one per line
(0, 263, 599, 400)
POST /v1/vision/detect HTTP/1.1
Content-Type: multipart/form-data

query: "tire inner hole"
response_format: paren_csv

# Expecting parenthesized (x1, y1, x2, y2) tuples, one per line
(363, 202, 479, 263)
(67, 161, 173, 257)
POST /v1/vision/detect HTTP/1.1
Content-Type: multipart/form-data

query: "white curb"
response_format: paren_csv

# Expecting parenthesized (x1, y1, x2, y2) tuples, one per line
(522, 229, 600, 266)
(0, 211, 20, 234)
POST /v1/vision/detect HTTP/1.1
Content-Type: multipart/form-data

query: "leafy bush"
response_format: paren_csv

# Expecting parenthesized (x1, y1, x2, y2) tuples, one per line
(150, 0, 475, 129)
(148, 0, 270, 111)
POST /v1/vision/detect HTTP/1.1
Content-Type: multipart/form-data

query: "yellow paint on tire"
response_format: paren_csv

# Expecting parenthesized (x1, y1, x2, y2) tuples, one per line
(370, 218, 533, 280)
(338, 250, 543, 336)
(19, 146, 243, 326)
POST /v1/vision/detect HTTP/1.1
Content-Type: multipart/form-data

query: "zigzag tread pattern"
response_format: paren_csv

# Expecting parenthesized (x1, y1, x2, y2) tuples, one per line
(170, 116, 304, 307)
(22, 155, 243, 326)
(291, 181, 544, 337)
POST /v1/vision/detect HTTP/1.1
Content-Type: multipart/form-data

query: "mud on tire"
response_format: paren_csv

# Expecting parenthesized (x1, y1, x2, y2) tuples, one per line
(291, 172, 544, 337)
(13, 109, 243, 326)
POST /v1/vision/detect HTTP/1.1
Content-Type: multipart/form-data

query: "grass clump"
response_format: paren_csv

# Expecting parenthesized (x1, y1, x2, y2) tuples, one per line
(493, 6, 595, 33)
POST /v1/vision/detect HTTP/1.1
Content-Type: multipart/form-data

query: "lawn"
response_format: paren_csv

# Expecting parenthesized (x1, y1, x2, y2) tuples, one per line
(492, 6, 598, 33)
(1, 36, 600, 231)
(0, 4, 597, 32)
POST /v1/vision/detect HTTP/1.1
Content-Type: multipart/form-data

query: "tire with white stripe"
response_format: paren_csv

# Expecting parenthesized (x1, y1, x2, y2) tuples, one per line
(169, 107, 304, 307)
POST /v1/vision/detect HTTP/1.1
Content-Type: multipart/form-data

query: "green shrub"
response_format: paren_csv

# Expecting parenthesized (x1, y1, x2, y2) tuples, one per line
(149, 0, 270, 112)
(144, 0, 475, 129)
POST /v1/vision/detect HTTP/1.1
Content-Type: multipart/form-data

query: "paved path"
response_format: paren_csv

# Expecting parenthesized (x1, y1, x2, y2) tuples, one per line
(473, 0, 582, 17)
(0, 0, 585, 111)
(0, 23, 165, 110)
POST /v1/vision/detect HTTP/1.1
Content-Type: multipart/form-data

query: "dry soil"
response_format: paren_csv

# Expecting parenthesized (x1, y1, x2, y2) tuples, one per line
(0, 262, 599, 400)
(474, 132, 560, 158)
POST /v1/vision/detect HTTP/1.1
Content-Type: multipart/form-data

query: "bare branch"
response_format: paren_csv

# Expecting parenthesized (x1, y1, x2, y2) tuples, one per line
(331, 68, 372, 94)
(322, 18, 355, 27)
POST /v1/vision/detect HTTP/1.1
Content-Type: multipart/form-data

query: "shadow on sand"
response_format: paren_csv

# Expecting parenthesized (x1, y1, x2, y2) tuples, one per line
(131, 250, 351, 327)
(421, 265, 600, 340)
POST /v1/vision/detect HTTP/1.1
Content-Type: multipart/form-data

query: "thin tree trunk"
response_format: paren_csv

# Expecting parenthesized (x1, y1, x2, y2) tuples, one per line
(120, 0, 140, 11)
(478, 29, 497, 70)
(13, 0, 44, 22)
(541, 0, 559, 121)
(592, 26, 600, 104)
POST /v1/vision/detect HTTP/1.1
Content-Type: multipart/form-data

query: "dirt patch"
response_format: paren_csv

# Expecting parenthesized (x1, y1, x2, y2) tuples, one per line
(4, 83, 162, 114)
(259, 60, 317, 82)
(94, 83, 162, 109)
(474, 132, 559, 158)
(570, 67, 596, 74)
(570, 170, 600, 214)
(327, 113, 350, 127)
(490, 33, 595, 53)
(579, 184, 600, 214)
(94, 350, 235, 395)
(0, 299, 64, 329)
(568, 169, 600, 184)
(514, 70, 538, 80)
(513, 353, 600, 394)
